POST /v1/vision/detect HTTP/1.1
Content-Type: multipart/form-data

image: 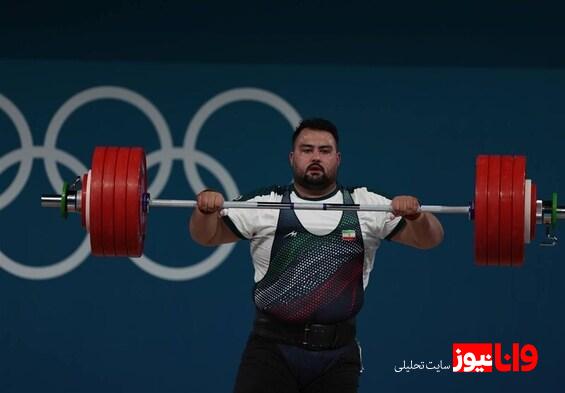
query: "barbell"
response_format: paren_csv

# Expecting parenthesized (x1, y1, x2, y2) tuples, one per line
(40, 146, 563, 265)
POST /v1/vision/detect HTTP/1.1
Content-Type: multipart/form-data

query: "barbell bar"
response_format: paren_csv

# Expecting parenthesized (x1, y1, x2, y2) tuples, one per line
(149, 199, 470, 213)
(40, 146, 564, 265)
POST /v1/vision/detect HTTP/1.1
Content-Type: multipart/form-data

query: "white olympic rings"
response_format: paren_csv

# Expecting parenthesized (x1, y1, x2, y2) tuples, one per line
(0, 86, 302, 280)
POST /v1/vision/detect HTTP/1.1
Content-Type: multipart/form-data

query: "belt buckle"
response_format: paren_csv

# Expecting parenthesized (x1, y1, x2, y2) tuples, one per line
(302, 325, 309, 346)
(302, 323, 336, 350)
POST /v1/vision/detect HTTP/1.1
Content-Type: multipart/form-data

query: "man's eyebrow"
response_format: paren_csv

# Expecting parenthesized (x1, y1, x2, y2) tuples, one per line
(298, 143, 334, 149)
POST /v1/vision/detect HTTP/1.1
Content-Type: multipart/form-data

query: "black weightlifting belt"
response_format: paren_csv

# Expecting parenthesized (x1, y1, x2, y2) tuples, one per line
(253, 311, 356, 351)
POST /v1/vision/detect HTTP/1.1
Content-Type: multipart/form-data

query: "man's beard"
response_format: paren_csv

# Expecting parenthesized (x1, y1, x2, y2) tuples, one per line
(292, 165, 336, 191)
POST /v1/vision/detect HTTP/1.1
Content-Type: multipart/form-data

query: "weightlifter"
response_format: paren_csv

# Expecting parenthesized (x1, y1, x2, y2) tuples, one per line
(189, 118, 444, 393)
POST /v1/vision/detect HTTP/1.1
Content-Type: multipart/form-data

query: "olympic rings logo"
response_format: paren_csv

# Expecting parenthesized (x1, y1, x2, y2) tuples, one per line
(0, 86, 301, 281)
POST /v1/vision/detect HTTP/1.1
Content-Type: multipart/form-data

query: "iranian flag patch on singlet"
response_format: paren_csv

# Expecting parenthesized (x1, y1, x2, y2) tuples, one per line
(341, 229, 356, 241)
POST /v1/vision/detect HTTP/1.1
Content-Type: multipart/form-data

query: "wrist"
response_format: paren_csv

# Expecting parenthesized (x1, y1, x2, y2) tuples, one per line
(404, 212, 422, 221)
(198, 188, 218, 196)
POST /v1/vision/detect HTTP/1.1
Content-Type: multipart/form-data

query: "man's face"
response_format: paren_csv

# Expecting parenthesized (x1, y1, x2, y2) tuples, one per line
(289, 128, 341, 191)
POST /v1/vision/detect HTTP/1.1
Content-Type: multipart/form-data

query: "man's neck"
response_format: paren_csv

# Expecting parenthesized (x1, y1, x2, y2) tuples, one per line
(292, 182, 338, 199)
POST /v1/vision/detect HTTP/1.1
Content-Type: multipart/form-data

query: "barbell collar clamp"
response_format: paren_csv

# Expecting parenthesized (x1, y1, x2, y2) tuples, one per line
(41, 193, 81, 213)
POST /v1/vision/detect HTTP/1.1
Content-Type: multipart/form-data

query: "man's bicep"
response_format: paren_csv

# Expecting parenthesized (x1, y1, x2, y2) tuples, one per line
(213, 218, 244, 244)
(389, 223, 425, 249)
(389, 223, 414, 246)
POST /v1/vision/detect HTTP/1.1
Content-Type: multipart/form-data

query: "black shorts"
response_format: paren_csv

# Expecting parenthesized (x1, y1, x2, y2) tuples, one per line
(233, 334, 362, 393)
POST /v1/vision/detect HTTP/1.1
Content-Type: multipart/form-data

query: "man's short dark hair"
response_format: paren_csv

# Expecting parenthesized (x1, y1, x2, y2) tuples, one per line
(292, 118, 339, 150)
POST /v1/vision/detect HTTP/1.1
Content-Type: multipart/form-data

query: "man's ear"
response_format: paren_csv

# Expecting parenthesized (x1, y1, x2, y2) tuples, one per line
(337, 151, 341, 167)
(289, 151, 294, 167)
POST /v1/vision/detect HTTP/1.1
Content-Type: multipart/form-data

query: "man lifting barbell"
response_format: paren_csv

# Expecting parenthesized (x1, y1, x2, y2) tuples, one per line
(189, 118, 443, 393)
(41, 118, 563, 392)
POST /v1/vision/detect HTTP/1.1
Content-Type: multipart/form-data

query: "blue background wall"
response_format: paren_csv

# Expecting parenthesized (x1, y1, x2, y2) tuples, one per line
(1, 2, 564, 392)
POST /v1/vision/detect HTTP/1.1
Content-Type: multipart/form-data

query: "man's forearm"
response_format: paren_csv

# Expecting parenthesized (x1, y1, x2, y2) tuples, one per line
(189, 210, 222, 246)
(404, 213, 444, 249)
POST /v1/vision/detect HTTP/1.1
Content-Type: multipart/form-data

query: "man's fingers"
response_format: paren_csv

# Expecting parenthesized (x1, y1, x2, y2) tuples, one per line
(214, 193, 222, 210)
(392, 196, 420, 217)
(197, 191, 224, 214)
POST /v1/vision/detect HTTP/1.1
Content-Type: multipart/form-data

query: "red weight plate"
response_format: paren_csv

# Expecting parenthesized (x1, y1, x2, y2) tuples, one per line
(113, 147, 130, 256)
(86, 170, 92, 231)
(498, 156, 513, 266)
(81, 173, 87, 228)
(126, 147, 147, 257)
(530, 182, 537, 241)
(474, 155, 489, 265)
(137, 148, 147, 255)
(487, 156, 501, 265)
(524, 180, 531, 245)
(101, 147, 119, 256)
(511, 156, 526, 266)
(89, 147, 106, 256)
